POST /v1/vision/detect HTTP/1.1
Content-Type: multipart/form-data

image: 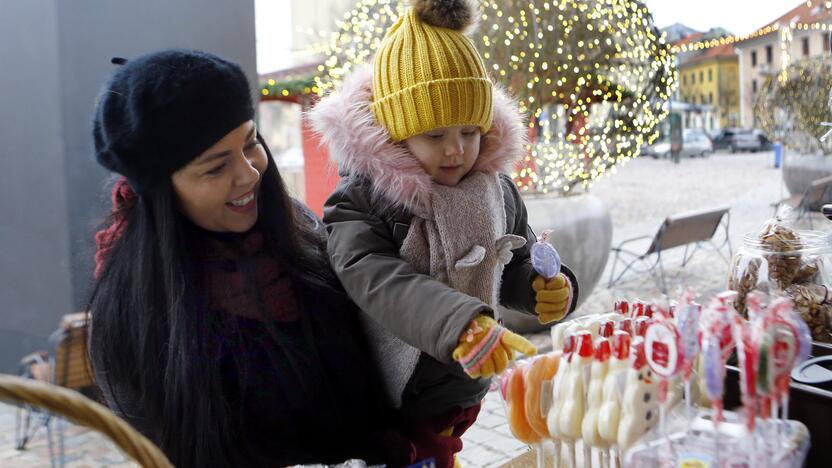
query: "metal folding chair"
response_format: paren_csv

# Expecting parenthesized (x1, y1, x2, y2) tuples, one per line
(608, 206, 732, 293)
(773, 175, 832, 228)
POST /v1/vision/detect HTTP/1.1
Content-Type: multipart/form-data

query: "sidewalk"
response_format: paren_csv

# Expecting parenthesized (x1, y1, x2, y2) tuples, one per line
(1, 152, 825, 467)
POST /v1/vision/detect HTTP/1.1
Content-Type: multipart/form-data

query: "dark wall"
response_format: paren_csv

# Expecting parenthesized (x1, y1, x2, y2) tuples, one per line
(0, 0, 71, 373)
(0, 0, 258, 373)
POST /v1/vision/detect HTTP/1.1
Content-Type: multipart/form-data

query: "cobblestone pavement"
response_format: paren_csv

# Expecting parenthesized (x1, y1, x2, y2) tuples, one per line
(2, 151, 828, 467)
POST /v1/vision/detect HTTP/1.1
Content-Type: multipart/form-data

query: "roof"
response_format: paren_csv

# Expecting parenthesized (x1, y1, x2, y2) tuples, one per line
(763, 1, 832, 29)
(679, 43, 737, 67)
(737, 1, 832, 43)
(672, 32, 705, 48)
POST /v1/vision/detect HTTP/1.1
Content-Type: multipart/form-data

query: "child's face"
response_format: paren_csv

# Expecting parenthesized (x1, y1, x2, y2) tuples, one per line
(404, 125, 481, 186)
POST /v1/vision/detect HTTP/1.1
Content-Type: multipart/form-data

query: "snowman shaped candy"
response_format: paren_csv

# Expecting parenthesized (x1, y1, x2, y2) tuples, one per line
(617, 338, 660, 450)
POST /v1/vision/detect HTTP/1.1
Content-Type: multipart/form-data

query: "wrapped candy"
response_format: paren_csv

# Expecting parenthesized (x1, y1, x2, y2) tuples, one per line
(582, 338, 613, 447)
(598, 331, 631, 445)
(614, 299, 630, 316)
(645, 314, 684, 435)
(701, 331, 725, 423)
(531, 229, 561, 280)
(523, 353, 560, 439)
(501, 363, 539, 443)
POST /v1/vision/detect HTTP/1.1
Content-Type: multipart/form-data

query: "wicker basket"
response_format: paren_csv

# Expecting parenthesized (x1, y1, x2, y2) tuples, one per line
(0, 374, 172, 467)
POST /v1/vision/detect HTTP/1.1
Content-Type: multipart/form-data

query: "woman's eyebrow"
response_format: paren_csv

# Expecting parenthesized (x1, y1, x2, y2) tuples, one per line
(196, 126, 257, 164)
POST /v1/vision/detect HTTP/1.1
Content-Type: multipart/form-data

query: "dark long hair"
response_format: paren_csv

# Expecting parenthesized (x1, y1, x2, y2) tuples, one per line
(87, 136, 344, 467)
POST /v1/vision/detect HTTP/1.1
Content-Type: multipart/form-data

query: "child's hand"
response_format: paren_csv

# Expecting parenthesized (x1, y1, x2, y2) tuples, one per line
(452, 315, 537, 379)
(532, 273, 572, 324)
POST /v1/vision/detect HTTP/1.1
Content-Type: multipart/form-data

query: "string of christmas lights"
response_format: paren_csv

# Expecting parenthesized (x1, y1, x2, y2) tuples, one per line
(478, 0, 674, 192)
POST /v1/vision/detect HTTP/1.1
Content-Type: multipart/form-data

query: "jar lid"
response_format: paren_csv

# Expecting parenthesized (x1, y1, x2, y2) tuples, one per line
(742, 230, 832, 255)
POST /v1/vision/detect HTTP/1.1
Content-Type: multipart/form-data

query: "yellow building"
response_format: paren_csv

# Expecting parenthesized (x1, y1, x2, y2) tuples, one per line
(678, 44, 740, 129)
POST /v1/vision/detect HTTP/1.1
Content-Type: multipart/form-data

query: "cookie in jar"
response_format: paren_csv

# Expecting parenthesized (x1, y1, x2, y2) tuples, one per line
(729, 221, 832, 342)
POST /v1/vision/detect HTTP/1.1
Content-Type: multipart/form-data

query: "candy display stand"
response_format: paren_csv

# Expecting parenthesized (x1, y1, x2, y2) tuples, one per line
(624, 408, 810, 467)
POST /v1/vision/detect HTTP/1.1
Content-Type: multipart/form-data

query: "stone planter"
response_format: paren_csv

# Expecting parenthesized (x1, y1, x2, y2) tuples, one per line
(501, 193, 613, 334)
(783, 153, 832, 209)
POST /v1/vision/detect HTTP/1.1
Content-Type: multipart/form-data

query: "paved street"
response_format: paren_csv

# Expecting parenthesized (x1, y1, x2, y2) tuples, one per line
(1, 151, 828, 467)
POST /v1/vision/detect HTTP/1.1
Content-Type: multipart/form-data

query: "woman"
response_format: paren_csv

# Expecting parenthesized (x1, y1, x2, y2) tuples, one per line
(87, 49, 413, 467)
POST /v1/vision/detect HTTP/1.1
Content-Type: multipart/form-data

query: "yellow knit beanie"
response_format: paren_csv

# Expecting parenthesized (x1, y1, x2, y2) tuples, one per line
(372, 0, 493, 142)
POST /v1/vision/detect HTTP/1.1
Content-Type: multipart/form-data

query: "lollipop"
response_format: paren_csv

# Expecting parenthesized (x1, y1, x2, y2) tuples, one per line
(645, 316, 684, 435)
(701, 331, 725, 424)
(698, 299, 736, 425)
(767, 297, 803, 422)
(732, 310, 758, 432)
(531, 230, 561, 280)
(675, 290, 701, 410)
(501, 364, 539, 443)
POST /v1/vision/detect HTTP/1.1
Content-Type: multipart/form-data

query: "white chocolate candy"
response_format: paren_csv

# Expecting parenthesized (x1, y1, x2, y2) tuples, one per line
(598, 331, 631, 444)
(557, 331, 594, 440)
(547, 334, 575, 438)
(581, 337, 611, 447)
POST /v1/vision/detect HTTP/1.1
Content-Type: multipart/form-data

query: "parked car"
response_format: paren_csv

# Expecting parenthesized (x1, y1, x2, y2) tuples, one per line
(753, 129, 773, 151)
(729, 131, 763, 153)
(640, 129, 713, 159)
(710, 128, 741, 151)
(682, 129, 714, 157)
(711, 128, 763, 153)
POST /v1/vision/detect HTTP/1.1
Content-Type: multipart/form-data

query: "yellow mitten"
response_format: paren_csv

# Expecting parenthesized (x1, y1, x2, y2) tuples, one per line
(532, 273, 572, 324)
(452, 315, 537, 378)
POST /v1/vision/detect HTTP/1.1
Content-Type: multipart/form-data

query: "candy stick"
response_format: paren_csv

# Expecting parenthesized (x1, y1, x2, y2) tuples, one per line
(531, 229, 561, 280)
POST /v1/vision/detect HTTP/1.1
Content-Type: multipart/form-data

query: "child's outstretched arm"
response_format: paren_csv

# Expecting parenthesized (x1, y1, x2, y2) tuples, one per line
(497, 174, 580, 322)
(324, 179, 497, 363)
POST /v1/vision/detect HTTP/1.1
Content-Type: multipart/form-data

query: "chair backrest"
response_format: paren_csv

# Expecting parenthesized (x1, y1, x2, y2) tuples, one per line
(645, 206, 730, 255)
(51, 312, 94, 391)
(803, 175, 832, 207)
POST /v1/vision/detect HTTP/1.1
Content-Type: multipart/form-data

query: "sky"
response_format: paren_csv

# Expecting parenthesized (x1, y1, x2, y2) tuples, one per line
(255, 0, 804, 73)
(648, 0, 801, 36)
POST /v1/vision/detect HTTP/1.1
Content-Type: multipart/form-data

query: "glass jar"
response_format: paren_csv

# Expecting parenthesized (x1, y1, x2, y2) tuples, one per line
(729, 226, 832, 343)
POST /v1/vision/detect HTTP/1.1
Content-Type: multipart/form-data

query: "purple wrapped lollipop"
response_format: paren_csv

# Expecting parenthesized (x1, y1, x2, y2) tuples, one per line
(531, 230, 561, 280)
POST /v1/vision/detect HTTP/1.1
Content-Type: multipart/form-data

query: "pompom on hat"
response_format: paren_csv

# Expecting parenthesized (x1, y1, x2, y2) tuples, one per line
(93, 49, 254, 193)
(371, 0, 493, 142)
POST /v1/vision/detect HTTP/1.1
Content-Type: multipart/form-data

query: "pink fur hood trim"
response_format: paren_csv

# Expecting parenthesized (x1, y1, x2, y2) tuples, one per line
(308, 66, 527, 215)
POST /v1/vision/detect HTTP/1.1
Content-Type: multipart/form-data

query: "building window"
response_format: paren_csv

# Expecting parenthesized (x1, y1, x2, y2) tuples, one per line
(709, 92, 713, 104)
(751, 51, 757, 66)
(825, 33, 830, 52)
(683, 75, 687, 85)
(803, 37, 810, 56)
(691, 73, 695, 84)
(752, 79, 757, 93)
(699, 70, 704, 82)
(766, 45, 773, 64)
(701, 94, 706, 104)
(708, 69, 713, 81)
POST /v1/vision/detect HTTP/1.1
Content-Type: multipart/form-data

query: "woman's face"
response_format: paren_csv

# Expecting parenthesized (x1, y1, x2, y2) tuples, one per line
(171, 120, 268, 233)
(404, 125, 481, 186)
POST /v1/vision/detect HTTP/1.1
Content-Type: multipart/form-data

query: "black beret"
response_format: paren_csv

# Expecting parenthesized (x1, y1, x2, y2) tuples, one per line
(93, 49, 254, 192)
